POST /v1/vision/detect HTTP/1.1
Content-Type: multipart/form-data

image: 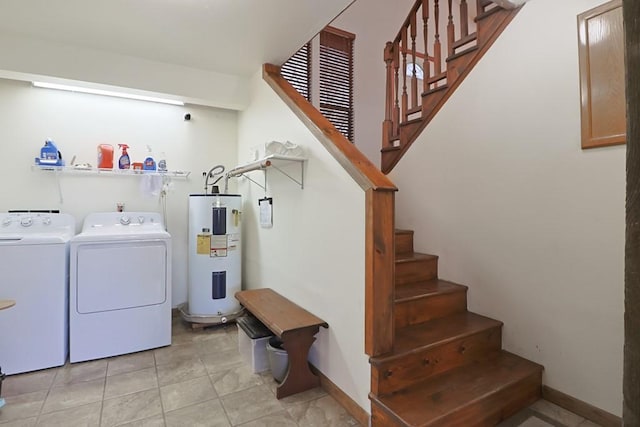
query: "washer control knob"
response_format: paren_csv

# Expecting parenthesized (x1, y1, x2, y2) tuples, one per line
(2, 218, 11, 227)
(137, 216, 145, 224)
(20, 217, 33, 227)
(42, 217, 51, 225)
(120, 216, 131, 225)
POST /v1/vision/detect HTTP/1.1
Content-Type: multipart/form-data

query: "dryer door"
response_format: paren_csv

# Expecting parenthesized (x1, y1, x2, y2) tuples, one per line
(75, 240, 168, 313)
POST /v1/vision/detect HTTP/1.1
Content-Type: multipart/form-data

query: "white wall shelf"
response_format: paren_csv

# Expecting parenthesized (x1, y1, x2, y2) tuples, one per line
(31, 165, 191, 179)
(32, 165, 190, 204)
(226, 154, 306, 191)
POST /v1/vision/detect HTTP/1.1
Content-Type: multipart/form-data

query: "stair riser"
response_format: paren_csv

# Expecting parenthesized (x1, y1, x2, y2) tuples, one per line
(395, 291, 467, 328)
(395, 232, 414, 256)
(447, 50, 475, 85)
(396, 258, 438, 285)
(428, 372, 542, 427)
(421, 89, 447, 116)
(371, 327, 502, 396)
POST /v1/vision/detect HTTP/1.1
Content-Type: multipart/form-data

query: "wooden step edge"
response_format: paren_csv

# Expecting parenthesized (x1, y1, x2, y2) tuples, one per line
(373, 351, 543, 426)
(406, 105, 422, 115)
(394, 280, 468, 304)
(422, 84, 448, 97)
(422, 355, 544, 426)
(475, 5, 502, 21)
(399, 117, 422, 127)
(452, 32, 478, 50)
(423, 370, 542, 427)
(369, 321, 502, 367)
(369, 393, 408, 427)
(381, 145, 402, 153)
(427, 71, 447, 85)
(395, 252, 438, 263)
(447, 45, 479, 62)
(503, 350, 545, 373)
(394, 229, 413, 235)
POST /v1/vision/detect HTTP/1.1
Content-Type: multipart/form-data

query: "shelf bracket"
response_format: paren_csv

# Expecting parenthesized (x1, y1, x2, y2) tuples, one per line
(226, 155, 306, 191)
(270, 162, 304, 189)
(239, 172, 266, 191)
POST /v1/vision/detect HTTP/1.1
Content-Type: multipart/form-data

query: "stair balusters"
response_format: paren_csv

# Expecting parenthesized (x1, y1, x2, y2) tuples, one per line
(434, 0, 442, 78)
(461, 0, 469, 37)
(380, 0, 523, 173)
(447, 0, 455, 56)
(422, 0, 430, 96)
(410, 13, 418, 115)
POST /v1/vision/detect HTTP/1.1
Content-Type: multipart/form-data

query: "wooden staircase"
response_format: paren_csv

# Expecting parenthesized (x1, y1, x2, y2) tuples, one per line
(369, 229, 542, 426)
(381, 0, 522, 173)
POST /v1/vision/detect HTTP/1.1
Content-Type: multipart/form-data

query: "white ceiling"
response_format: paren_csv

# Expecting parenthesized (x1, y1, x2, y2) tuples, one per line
(0, 0, 353, 77)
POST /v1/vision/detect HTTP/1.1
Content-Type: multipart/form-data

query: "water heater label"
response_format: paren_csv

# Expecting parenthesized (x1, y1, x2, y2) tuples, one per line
(210, 235, 228, 257)
(196, 234, 211, 255)
(228, 233, 240, 251)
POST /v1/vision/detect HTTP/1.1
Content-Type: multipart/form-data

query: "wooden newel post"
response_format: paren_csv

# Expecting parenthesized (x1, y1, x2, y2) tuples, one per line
(383, 41, 395, 147)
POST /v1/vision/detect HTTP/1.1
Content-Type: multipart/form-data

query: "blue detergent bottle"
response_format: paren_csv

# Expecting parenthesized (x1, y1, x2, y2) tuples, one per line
(36, 139, 64, 166)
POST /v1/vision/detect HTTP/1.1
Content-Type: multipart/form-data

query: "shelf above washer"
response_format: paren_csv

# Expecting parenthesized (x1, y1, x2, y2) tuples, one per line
(226, 154, 306, 190)
(31, 165, 191, 179)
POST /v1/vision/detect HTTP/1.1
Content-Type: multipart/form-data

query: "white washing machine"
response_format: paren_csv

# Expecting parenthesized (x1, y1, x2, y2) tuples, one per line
(70, 212, 171, 363)
(0, 212, 75, 374)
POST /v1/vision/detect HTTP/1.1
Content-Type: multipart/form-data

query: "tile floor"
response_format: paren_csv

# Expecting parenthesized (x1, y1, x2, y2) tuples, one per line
(0, 316, 602, 427)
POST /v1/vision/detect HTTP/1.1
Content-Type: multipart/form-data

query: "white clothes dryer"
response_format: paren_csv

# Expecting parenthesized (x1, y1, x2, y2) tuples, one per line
(0, 212, 75, 374)
(69, 212, 171, 363)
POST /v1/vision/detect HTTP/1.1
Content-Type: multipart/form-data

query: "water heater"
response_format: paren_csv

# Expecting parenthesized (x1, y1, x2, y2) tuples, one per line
(187, 194, 242, 320)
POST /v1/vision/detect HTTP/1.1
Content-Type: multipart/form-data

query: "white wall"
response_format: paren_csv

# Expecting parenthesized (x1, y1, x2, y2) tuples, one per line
(0, 32, 249, 110)
(331, 0, 414, 167)
(390, 0, 624, 415)
(237, 71, 370, 412)
(0, 78, 238, 306)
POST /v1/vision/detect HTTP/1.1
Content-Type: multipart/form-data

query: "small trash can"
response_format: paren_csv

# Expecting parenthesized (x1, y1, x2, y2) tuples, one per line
(236, 316, 273, 373)
(266, 337, 289, 383)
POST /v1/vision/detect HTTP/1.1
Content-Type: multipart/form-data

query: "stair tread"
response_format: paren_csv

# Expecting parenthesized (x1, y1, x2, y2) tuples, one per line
(452, 32, 478, 49)
(381, 145, 402, 153)
(373, 351, 543, 426)
(395, 252, 438, 263)
(395, 279, 467, 302)
(380, 312, 502, 359)
(423, 84, 448, 97)
(447, 44, 479, 62)
(395, 229, 413, 234)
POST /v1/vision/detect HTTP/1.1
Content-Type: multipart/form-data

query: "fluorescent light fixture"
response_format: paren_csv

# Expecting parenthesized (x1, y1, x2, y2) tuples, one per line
(32, 81, 185, 106)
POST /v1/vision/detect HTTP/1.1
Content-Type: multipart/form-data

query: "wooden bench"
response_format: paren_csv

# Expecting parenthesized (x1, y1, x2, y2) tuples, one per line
(235, 288, 328, 399)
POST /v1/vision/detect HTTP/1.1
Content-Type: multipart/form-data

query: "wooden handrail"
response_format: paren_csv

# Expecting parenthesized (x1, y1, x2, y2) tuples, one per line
(263, 63, 396, 357)
(264, 64, 395, 192)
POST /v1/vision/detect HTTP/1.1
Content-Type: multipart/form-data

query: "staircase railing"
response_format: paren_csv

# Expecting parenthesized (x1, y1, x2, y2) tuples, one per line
(384, 0, 492, 146)
(381, 0, 521, 173)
